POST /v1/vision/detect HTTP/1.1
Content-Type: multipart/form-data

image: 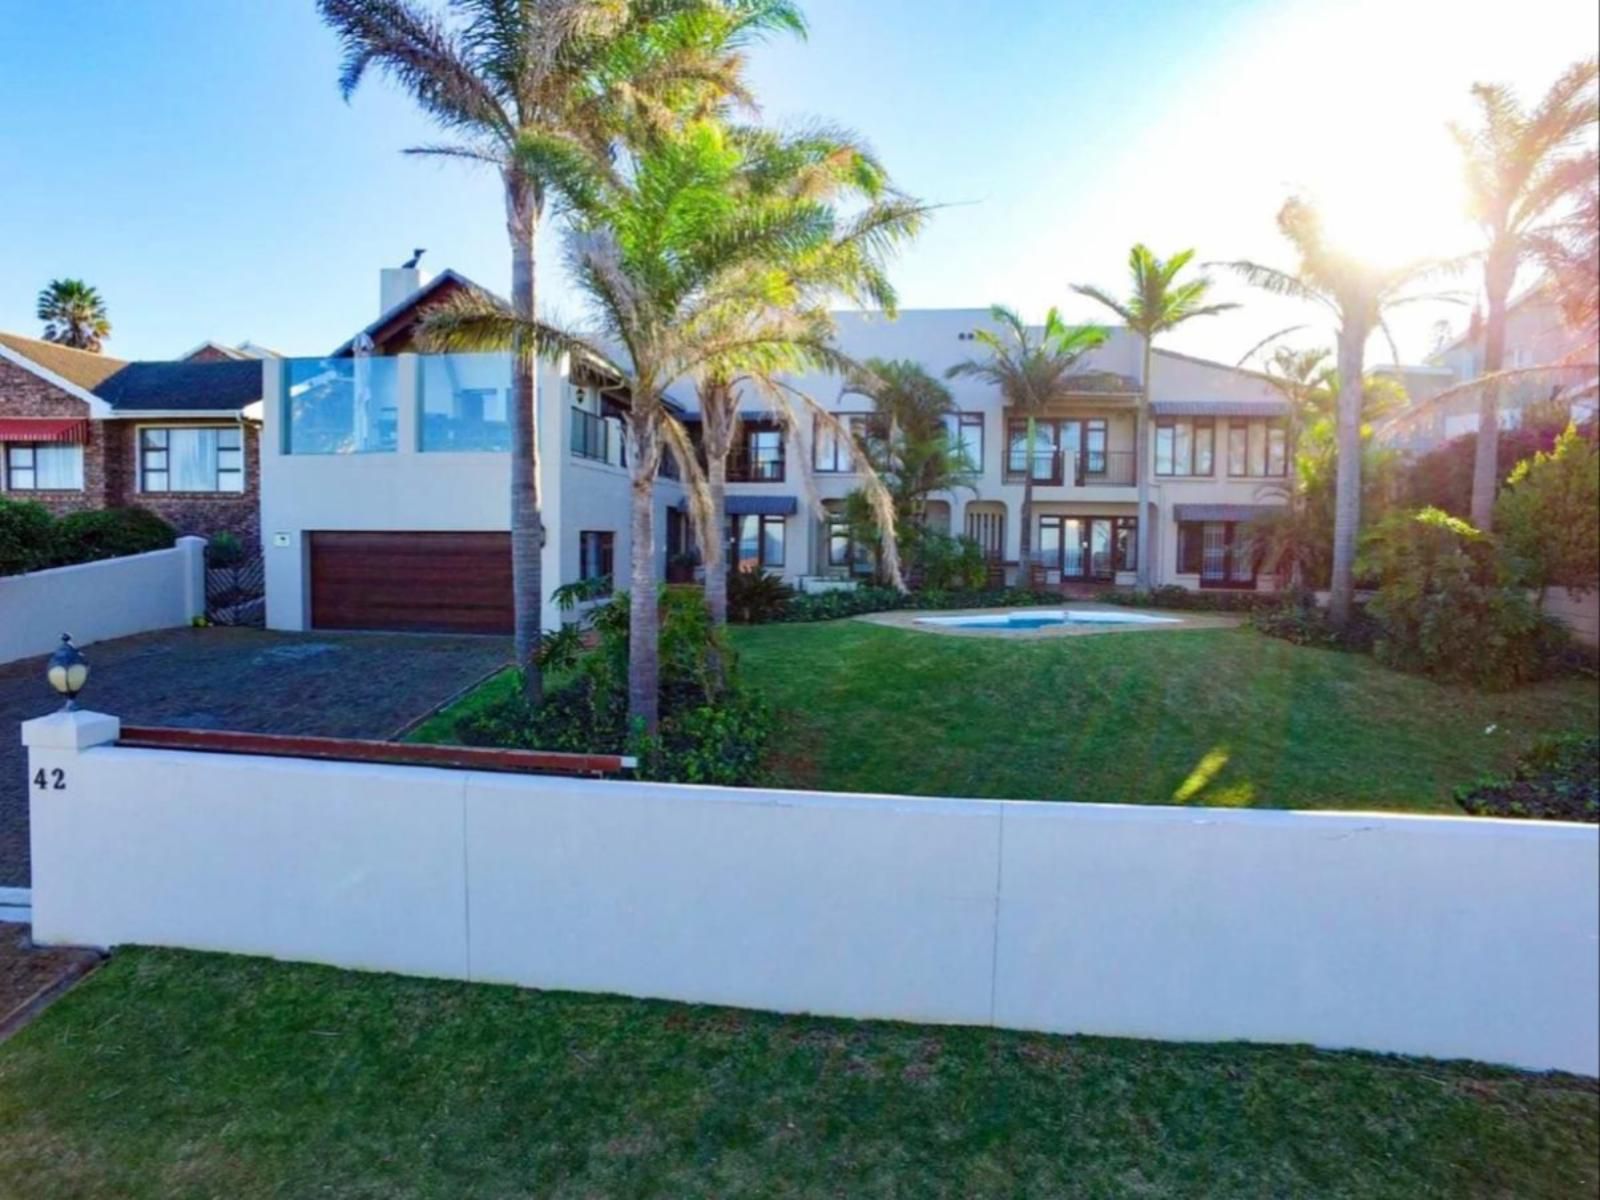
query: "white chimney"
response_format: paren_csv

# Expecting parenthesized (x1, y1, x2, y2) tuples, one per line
(379, 266, 426, 316)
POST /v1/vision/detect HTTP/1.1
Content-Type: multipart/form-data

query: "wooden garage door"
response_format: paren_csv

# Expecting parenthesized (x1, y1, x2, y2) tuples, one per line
(309, 532, 513, 634)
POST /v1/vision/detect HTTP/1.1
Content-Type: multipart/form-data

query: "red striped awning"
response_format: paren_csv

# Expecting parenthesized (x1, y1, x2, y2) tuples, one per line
(0, 418, 90, 444)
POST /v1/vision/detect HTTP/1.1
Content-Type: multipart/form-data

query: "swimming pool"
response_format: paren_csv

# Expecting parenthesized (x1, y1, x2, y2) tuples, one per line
(913, 609, 1182, 630)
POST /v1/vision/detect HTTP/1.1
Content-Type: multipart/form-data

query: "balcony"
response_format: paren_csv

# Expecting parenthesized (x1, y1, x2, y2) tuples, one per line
(570, 406, 626, 468)
(1004, 449, 1137, 488)
(727, 452, 785, 483)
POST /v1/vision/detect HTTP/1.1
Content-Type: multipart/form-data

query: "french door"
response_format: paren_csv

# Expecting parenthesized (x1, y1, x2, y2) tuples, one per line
(1037, 515, 1117, 580)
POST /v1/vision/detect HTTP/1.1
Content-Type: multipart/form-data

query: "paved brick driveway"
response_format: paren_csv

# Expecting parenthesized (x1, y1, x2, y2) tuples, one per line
(1, 628, 511, 888)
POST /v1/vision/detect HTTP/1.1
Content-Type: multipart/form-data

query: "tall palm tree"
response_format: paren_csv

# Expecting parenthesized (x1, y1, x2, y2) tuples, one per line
(1071, 247, 1237, 589)
(1220, 198, 1448, 625)
(946, 307, 1106, 568)
(691, 124, 926, 626)
(36, 279, 110, 351)
(423, 120, 878, 730)
(317, 0, 802, 702)
(1453, 57, 1598, 529)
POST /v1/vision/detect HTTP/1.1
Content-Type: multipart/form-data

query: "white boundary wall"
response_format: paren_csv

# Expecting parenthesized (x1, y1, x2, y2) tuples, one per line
(24, 710, 1600, 1075)
(0, 537, 206, 665)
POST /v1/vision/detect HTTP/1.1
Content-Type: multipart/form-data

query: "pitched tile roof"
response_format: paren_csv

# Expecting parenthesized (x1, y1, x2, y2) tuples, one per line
(0, 332, 127, 390)
(0, 331, 260, 414)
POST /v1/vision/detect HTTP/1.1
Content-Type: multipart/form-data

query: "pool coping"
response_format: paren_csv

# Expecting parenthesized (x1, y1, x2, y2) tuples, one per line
(854, 603, 1244, 639)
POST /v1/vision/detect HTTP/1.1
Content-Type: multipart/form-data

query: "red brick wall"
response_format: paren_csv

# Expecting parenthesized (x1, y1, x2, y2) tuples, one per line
(2, 359, 261, 550)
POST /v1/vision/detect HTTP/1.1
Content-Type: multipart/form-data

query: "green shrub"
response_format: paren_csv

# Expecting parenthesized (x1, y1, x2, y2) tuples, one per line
(206, 531, 247, 568)
(1100, 584, 1280, 614)
(726, 567, 795, 624)
(456, 585, 771, 785)
(53, 507, 175, 565)
(0, 498, 58, 576)
(1250, 595, 1377, 651)
(1360, 507, 1568, 689)
(1456, 734, 1599, 823)
(915, 531, 988, 591)
(1494, 424, 1600, 593)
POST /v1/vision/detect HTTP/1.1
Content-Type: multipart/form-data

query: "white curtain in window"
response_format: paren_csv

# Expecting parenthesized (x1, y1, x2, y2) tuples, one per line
(171, 429, 218, 490)
(35, 445, 84, 489)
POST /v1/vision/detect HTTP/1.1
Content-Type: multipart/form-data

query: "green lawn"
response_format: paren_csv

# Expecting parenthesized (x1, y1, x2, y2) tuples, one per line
(1, 948, 1595, 1199)
(729, 621, 1600, 811)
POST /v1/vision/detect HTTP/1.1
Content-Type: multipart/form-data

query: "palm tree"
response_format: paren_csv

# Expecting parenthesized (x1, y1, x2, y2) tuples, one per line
(691, 125, 926, 626)
(36, 279, 110, 351)
(1220, 198, 1448, 625)
(1071, 247, 1237, 589)
(317, 0, 802, 702)
(946, 307, 1106, 569)
(1453, 57, 1598, 529)
(423, 120, 880, 730)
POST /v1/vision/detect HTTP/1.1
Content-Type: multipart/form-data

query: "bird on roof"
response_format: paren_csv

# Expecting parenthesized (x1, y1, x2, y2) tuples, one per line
(402, 248, 426, 269)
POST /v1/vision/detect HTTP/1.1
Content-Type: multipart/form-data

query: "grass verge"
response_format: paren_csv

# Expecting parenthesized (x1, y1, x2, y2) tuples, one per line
(0, 947, 1594, 1199)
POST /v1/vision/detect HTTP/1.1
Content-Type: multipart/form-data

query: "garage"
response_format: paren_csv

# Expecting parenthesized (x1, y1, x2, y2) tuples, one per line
(308, 531, 513, 634)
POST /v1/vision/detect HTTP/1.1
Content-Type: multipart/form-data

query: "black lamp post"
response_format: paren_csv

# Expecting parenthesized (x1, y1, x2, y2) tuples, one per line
(46, 634, 89, 711)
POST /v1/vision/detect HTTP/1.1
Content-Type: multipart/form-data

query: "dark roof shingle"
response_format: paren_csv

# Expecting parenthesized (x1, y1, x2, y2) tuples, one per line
(91, 360, 262, 413)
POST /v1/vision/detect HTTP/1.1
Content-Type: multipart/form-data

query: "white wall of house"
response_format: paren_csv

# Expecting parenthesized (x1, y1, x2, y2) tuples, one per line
(260, 354, 678, 633)
(0, 537, 206, 665)
(27, 709, 1600, 1076)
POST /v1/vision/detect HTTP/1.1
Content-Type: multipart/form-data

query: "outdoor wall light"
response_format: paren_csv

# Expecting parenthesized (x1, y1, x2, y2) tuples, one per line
(47, 634, 89, 711)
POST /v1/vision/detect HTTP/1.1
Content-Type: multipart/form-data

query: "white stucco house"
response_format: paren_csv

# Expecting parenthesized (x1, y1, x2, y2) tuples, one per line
(260, 269, 1292, 636)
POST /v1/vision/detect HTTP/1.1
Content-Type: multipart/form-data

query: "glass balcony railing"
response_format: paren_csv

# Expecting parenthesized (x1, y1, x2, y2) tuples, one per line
(421, 353, 513, 452)
(285, 357, 399, 454)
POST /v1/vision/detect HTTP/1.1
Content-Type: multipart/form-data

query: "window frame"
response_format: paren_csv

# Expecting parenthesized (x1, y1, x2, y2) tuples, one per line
(578, 530, 615, 594)
(742, 423, 786, 482)
(1154, 417, 1216, 477)
(727, 513, 787, 571)
(1226, 418, 1288, 479)
(1176, 520, 1258, 588)
(4, 442, 85, 492)
(138, 424, 245, 494)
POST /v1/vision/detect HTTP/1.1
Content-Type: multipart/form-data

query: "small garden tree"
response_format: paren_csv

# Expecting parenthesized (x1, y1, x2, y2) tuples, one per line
(1495, 423, 1600, 595)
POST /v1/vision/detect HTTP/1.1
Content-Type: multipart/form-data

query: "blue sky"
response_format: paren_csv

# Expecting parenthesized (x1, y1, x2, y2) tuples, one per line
(2, 0, 1594, 364)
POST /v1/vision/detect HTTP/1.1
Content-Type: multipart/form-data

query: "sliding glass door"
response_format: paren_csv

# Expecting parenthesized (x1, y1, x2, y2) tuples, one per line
(1038, 515, 1127, 580)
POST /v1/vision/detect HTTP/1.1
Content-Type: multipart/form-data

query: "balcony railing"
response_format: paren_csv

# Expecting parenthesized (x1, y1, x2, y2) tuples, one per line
(1004, 449, 1137, 487)
(727, 454, 785, 483)
(571, 406, 624, 467)
(1075, 450, 1136, 487)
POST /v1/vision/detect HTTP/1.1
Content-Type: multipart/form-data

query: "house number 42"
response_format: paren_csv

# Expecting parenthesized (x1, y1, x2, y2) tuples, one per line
(33, 768, 66, 791)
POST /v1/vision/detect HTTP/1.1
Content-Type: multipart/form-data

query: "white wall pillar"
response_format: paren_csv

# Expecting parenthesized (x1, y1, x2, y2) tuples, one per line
(396, 354, 420, 454)
(176, 535, 207, 621)
(260, 358, 307, 632)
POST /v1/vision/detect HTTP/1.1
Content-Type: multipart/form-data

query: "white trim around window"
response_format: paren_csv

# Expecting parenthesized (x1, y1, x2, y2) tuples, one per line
(138, 424, 245, 494)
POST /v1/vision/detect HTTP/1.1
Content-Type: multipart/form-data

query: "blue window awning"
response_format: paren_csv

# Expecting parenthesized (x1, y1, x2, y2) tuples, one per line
(678, 494, 798, 516)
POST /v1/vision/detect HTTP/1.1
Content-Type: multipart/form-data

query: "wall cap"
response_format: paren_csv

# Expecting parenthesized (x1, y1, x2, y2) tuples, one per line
(21, 710, 121, 751)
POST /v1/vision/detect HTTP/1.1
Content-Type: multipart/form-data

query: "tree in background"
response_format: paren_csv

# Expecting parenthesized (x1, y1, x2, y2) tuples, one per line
(1453, 56, 1598, 530)
(1495, 424, 1600, 597)
(691, 124, 926, 626)
(317, 0, 802, 703)
(1071, 247, 1237, 588)
(837, 359, 976, 583)
(1222, 199, 1449, 626)
(36, 279, 110, 351)
(946, 307, 1105, 568)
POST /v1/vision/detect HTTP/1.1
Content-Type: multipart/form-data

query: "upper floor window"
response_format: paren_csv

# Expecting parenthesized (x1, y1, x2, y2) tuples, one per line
(1226, 417, 1289, 478)
(578, 530, 614, 595)
(5, 443, 83, 491)
(733, 423, 784, 482)
(941, 412, 984, 471)
(813, 414, 875, 473)
(140, 427, 244, 493)
(1154, 418, 1215, 476)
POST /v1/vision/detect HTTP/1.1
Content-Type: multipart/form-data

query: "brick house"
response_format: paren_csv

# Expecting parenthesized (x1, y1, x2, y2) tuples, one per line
(0, 332, 264, 550)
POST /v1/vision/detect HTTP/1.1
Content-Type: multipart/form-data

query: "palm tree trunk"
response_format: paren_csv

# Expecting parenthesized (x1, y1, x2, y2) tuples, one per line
(505, 170, 544, 704)
(1135, 336, 1154, 590)
(1470, 249, 1515, 530)
(1328, 322, 1367, 626)
(702, 388, 733, 627)
(627, 415, 660, 733)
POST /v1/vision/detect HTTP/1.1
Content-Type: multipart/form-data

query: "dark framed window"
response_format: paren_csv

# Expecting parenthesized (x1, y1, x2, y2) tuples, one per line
(728, 514, 786, 570)
(140, 426, 244, 493)
(1155, 418, 1215, 476)
(5, 443, 84, 491)
(1227, 418, 1288, 478)
(1177, 521, 1257, 588)
(942, 412, 984, 471)
(742, 425, 785, 481)
(1006, 419, 1059, 480)
(1035, 514, 1130, 580)
(813, 414, 874, 473)
(1114, 517, 1138, 571)
(579, 530, 614, 594)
